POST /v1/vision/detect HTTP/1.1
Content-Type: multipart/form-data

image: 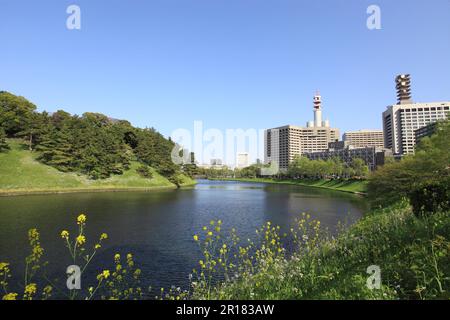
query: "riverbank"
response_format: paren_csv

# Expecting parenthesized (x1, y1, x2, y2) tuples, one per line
(210, 177, 367, 194)
(0, 140, 196, 196)
(190, 201, 449, 300)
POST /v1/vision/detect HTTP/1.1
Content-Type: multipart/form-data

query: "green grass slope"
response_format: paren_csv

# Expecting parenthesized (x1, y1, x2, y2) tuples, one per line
(212, 177, 367, 194)
(0, 140, 195, 195)
(191, 202, 449, 300)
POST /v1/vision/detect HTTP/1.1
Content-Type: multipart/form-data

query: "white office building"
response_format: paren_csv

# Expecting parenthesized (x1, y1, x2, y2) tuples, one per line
(264, 93, 340, 171)
(382, 74, 449, 155)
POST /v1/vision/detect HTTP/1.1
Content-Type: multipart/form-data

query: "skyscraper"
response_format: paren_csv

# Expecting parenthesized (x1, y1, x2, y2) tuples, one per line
(382, 74, 449, 155)
(264, 93, 339, 171)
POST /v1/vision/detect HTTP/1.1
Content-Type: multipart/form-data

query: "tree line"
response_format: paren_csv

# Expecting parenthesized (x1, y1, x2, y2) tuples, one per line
(196, 156, 370, 180)
(368, 120, 449, 216)
(0, 91, 187, 184)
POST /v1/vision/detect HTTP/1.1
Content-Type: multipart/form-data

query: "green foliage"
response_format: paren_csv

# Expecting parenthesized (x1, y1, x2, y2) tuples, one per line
(0, 127, 9, 152)
(136, 165, 153, 179)
(134, 129, 185, 183)
(163, 202, 448, 300)
(0, 91, 36, 137)
(368, 121, 450, 215)
(287, 156, 368, 180)
(0, 92, 186, 182)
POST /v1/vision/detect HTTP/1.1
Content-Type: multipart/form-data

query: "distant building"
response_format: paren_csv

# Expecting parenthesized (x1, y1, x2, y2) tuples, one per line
(343, 130, 384, 148)
(305, 142, 391, 171)
(382, 74, 450, 156)
(236, 153, 250, 168)
(264, 92, 340, 171)
(414, 121, 439, 145)
(210, 159, 223, 166)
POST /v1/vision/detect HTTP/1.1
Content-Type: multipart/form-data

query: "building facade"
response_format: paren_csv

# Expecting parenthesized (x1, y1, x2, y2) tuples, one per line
(382, 74, 450, 156)
(343, 130, 384, 148)
(236, 153, 250, 168)
(414, 121, 440, 145)
(264, 93, 340, 171)
(305, 143, 391, 172)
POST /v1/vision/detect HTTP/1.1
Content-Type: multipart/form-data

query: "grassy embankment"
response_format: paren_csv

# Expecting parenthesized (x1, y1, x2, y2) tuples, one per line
(0, 139, 195, 195)
(211, 177, 368, 194)
(188, 201, 449, 300)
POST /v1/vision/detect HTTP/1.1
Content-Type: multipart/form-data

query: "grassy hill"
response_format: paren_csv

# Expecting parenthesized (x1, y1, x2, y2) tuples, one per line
(0, 139, 195, 195)
(211, 177, 367, 194)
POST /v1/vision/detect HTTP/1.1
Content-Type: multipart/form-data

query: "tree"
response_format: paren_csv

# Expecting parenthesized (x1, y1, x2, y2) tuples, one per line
(136, 165, 153, 179)
(368, 121, 450, 215)
(350, 158, 369, 179)
(36, 128, 74, 171)
(0, 127, 9, 152)
(0, 91, 36, 137)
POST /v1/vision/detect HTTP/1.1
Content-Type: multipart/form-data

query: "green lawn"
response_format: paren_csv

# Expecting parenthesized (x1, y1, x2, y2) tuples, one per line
(0, 139, 195, 195)
(212, 177, 367, 194)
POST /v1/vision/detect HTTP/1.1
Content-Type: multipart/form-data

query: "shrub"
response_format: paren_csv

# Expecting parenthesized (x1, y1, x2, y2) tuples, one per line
(136, 165, 153, 179)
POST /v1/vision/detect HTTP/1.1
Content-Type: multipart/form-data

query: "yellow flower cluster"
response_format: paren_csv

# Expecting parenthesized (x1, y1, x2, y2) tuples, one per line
(97, 269, 110, 280)
(77, 214, 87, 225)
(2, 293, 18, 300)
(24, 283, 37, 296)
(76, 235, 86, 245)
(61, 230, 69, 239)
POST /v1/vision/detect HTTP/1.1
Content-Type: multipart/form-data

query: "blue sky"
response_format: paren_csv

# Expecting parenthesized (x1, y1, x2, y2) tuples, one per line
(1, 0, 449, 139)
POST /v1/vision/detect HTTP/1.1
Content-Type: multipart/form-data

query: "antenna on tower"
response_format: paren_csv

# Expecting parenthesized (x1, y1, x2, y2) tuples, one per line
(313, 91, 322, 127)
(395, 74, 413, 104)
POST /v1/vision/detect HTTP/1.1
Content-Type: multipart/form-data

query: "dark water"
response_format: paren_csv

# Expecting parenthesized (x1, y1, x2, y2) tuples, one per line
(0, 180, 367, 296)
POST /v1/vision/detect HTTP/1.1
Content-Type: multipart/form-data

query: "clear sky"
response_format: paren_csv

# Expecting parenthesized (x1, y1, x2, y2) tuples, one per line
(1, 0, 449, 139)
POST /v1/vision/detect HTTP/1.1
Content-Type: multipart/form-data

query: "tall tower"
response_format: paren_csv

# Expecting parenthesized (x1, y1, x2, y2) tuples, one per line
(313, 91, 322, 127)
(395, 74, 413, 104)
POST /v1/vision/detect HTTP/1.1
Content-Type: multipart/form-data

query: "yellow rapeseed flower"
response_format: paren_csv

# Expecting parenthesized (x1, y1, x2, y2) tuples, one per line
(100, 233, 108, 240)
(61, 230, 69, 239)
(2, 293, 18, 300)
(77, 214, 87, 225)
(0, 262, 9, 271)
(24, 283, 37, 295)
(76, 235, 86, 245)
(114, 254, 121, 261)
(193, 235, 199, 241)
(207, 231, 213, 237)
(102, 270, 110, 279)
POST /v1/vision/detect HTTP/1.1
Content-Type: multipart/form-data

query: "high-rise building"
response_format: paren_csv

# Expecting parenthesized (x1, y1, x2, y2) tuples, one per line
(236, 153, 249, 168)
(382, 74, 450, 156)
(264, 93, 340, 171)
(343, 130, 384, 148)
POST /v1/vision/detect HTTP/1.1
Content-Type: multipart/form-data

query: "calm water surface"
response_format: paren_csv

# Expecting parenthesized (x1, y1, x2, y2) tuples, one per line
(0, 180, 367, 295)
